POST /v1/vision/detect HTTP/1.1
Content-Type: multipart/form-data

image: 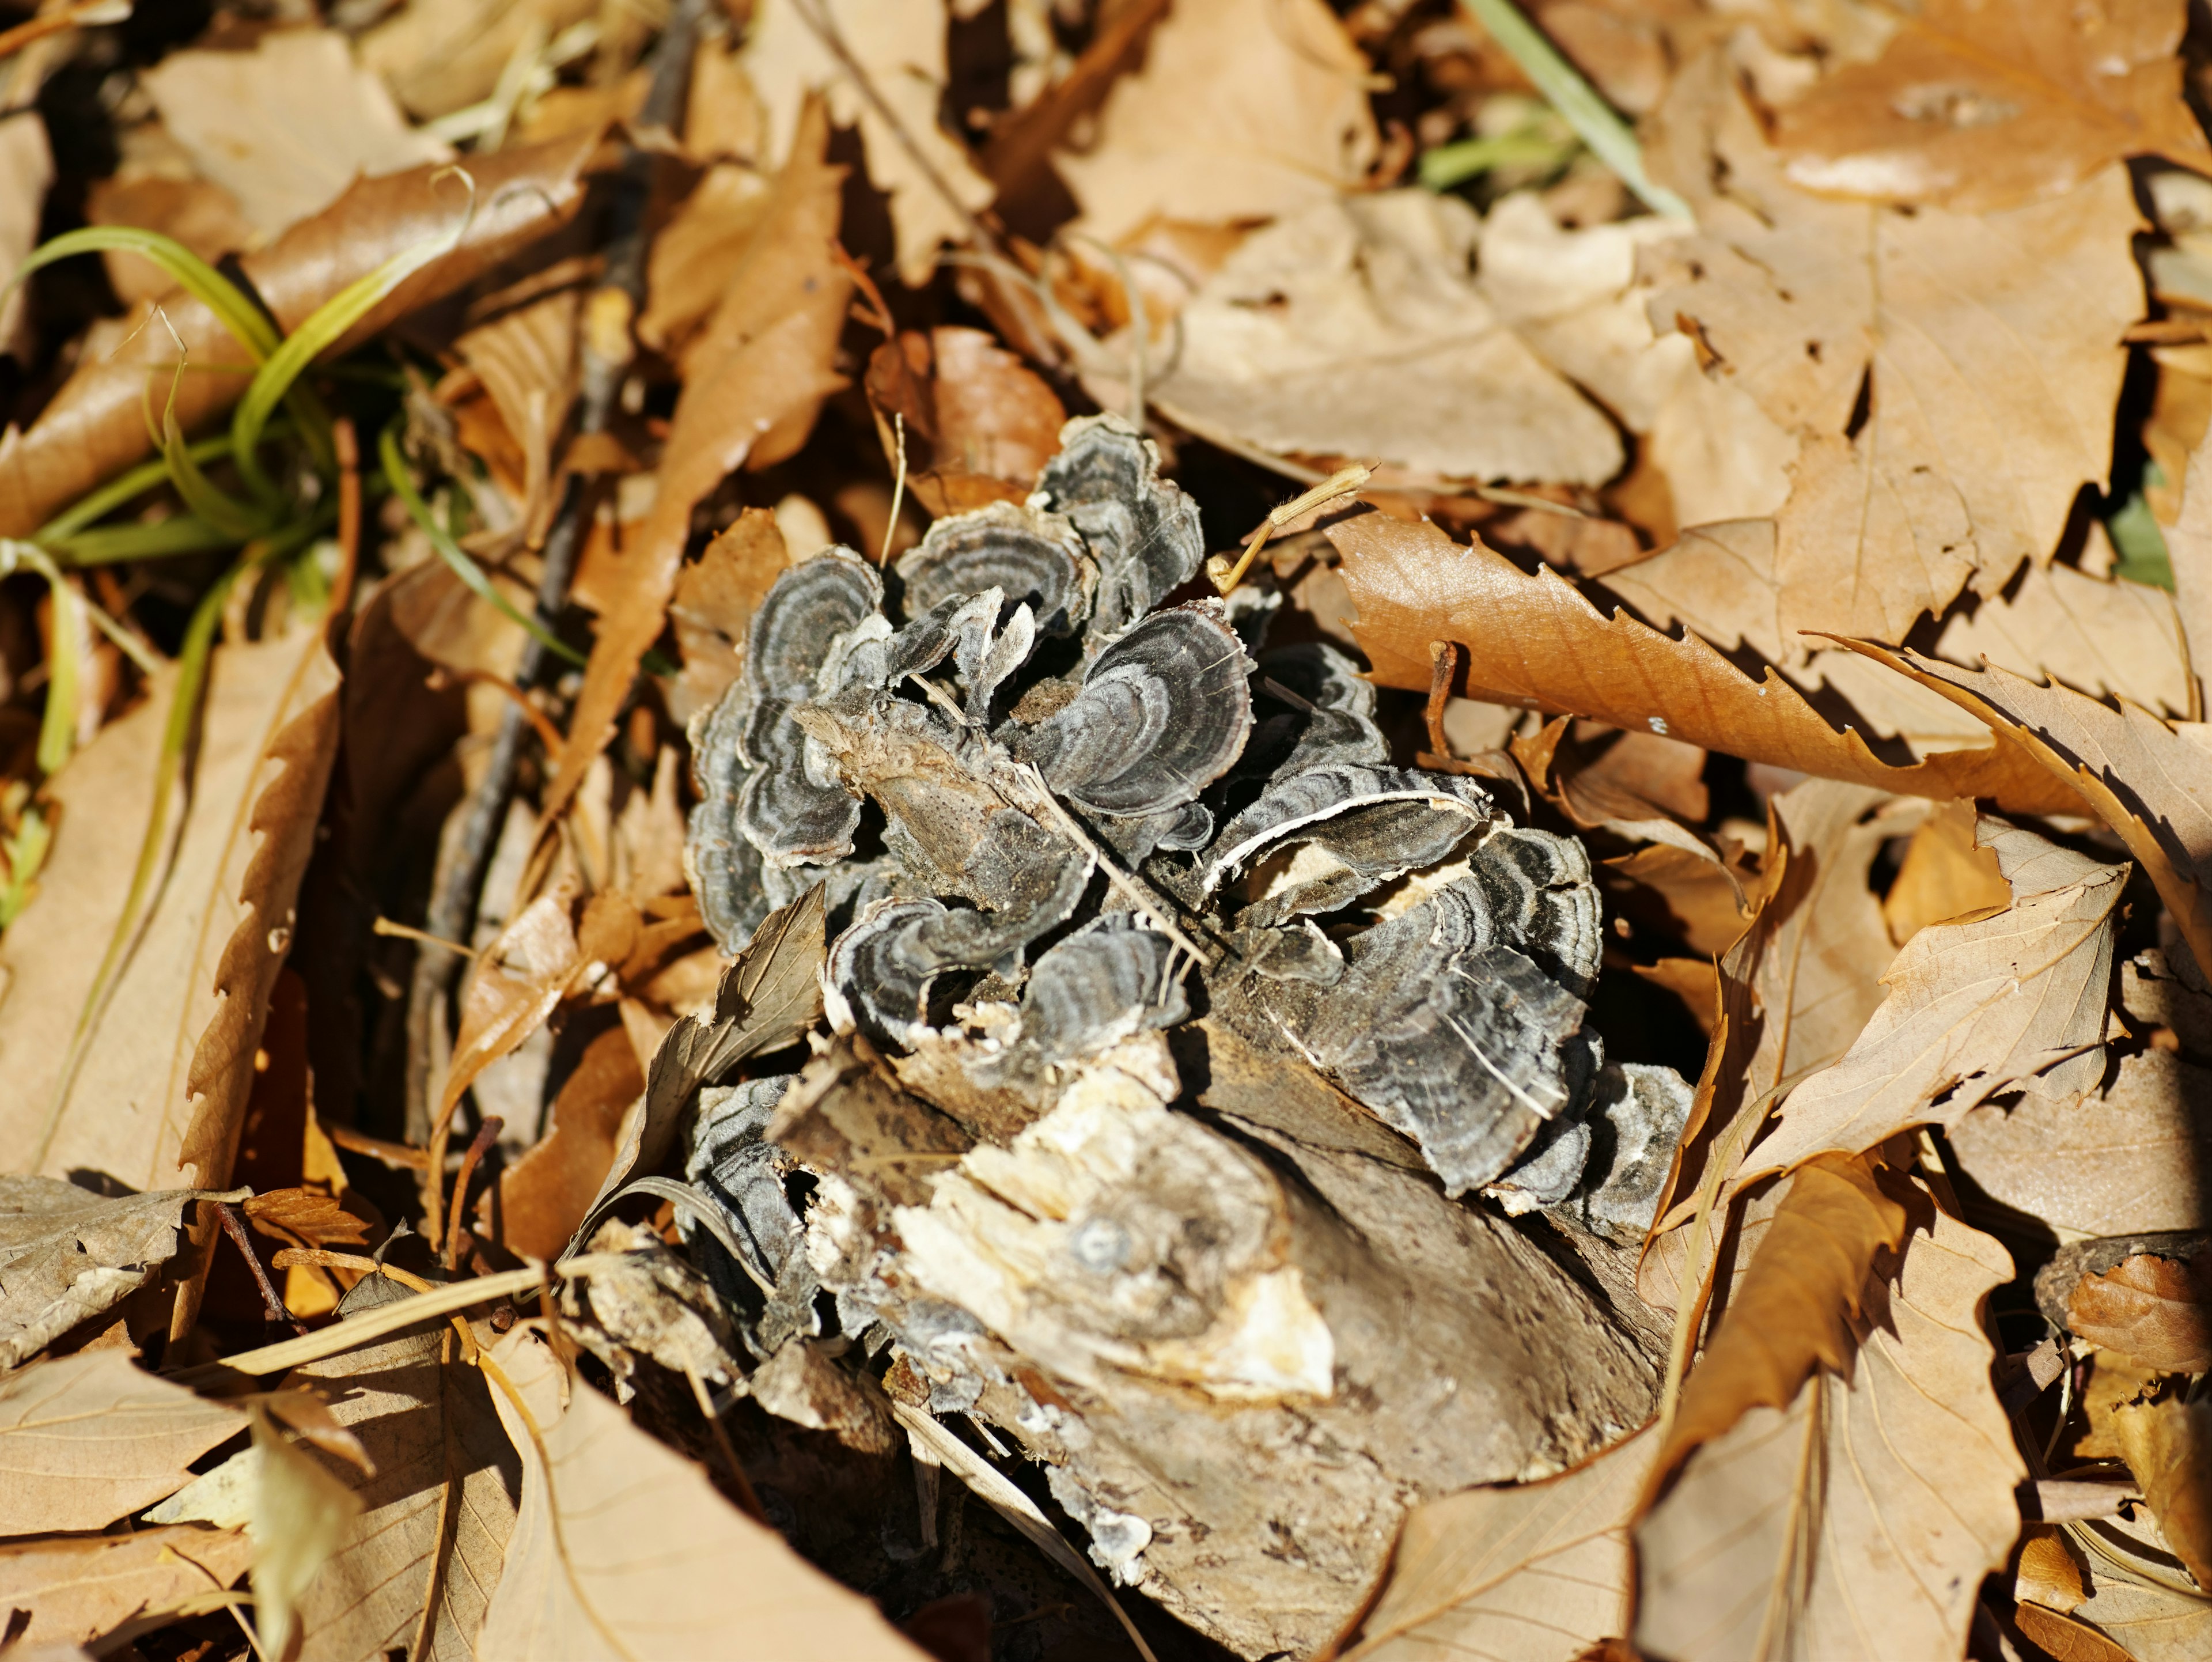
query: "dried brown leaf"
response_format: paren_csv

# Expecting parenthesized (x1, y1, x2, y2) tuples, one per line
(2014, 1602, 2139, 1662)
(1635, 1196, 2022, 1661)
(2112, 1397, 2212, 1591)
(474, 1327, 928, 1660)
(361, 0, 600, 121)
(240, 1187, 370, 1252)
(2018, 1525, 2090, 1614)
(539, 100, 848, 847)
(1052, 0, 1376, 243)
(0, 624, 340, 1202)
(741, 0, 992, 285)
(2069, 1254, 2212, 1373)
(1149, 191, 1622, 485)
(0, 1350, 245, 1534)
(1744, 819, 2121, 1180)
(1770, 0, 2212, 214)
(287, 1275, 520, 1662)
(140, 29, 451, 239)
(0, 1179, 227, 1369)
(1880, 798, 2010, 947)
(1840, 639, 2212, 992)
(668, 506, 791, 726)
(493, 1027, 642, 1262)
(2069, 1562, 2212, 1658)
(0, 112, 52, 356)
(456, 285, 581, 546)
(1949, 1051, 2212, 1237)
(1338, 1426, 1656, 1662)
(864, 327, 1066, 517)
(0, 1525, 252, 1650)
(249, 1411, 362, 1660)
(86, 172, 255, 307)
(637, 162, 772, 364)
(1657, 1156, 1908, 1474)
(1637, 46, 2143, 650)
(0, 128, 603, 539)
(437, 889, 581, 1137)
(1328, 511, 2079, 815)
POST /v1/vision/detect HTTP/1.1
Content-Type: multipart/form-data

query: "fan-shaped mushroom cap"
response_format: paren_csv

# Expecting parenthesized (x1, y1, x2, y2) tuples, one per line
(828, 897, 949, 1048)
(896, 502, 1093, 637)
(737, 695, 863, 868)
(687, 677, 769, 952)
(1032, 415, 1204, 635)
(748, 550, 884, 699)
(1024, 604, 1255, 816)
(1016, 918, 1189, 1067)
(1258, 642, 1374, 717)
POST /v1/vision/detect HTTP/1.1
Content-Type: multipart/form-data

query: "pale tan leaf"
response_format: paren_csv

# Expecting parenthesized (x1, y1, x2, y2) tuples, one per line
(0, 1350, 245, 1534)
(0, 112, 52, 357)
(0, 626, 342, 1196)
(2112, 1398, 2212, 1592)
(290, 1275, 520, 1662)
(250, 1412, 363, 1661)
(1339, 1426, 1656, 1661)
(1745, 819, 2121, 1179)
(1634, 1199, 2022, 1662)
(141, 29, 453, 239)
(741, 0, 991, 285)
(1149, 190, 1620, 486)
(2069, 1567, 2212, 1660)
(1637, 46, 2142, 653)
(2014, 1601, 2141, 1662)
(638, 162, 773, 363)
(1936, 562, 2194, 722)
(456, 286, 582, 545)
(2070, 1254, 2212, 1374)
(0, 1179, 227, 1370)
(1052, 0, 1376, 244)
(360, 0, 600, 120)
(85, 173, 255, 307)
(1639, 782, 1902, 1312)
(1839, 639, 2212, 993)
(474, 1327, 928, 1660)
(1879, 798, 2010, 947)
(0, 1524, 252, 1650)
(1328, 511, 2081, 816)
(1769, 0, 2211, 214)
(1949, 1051, 2212, 1237)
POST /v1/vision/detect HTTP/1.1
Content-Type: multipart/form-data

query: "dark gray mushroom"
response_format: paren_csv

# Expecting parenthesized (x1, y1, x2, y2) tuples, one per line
(896, 502, 1093, 637)
(1563, 1062, 1695, 1244)
(1236, 798, 1490, 928)
(1022, 603, 1255, 816)
(828, 898, 954, 1049)
(748, 550, 884, 700)
(684, 1076, 816, 1355)
(687, 679, 770, 953)
(1032, 415, 1205, 635)
(1015, 918, 1189, 1067)
(737, 695, 863, 868)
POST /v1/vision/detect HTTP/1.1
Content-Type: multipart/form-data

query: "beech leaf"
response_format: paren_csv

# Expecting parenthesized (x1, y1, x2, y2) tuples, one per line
(1635, 1195, 2022, 1662)
(473, 1327, 928, 1660)
(0, 1178, 234, 1369)
(1744, 818, 2122, 1180)
(0, 1524, 252, 1650)
(2067, 1253, 2212, 1374)
(0, 1350, 245, 1534)
(2111, 1398, 2212, 1593)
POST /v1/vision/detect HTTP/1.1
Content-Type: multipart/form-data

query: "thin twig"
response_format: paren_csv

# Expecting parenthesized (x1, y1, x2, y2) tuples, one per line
(403, 0, 711, 1149)
(444, 1116, 503, 1266)
(683, 1360, 768, 1522)
(214, 1202, 309, 1338)
(880, 412, 907, 566)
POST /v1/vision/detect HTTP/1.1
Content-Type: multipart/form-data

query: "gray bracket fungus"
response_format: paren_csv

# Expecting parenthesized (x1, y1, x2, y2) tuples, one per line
(684, 415, 1678, 1232)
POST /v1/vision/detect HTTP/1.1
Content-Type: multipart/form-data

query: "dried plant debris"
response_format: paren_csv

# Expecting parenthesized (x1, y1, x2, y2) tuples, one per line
(678, 418, 1684, 1650)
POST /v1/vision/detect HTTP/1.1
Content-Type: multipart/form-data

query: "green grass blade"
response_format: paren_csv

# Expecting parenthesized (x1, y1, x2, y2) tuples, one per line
(9, 227, 279, 359)
(0, 541, 84, 774)
(0, 802, 52, 929)
(1459, 0, 1692, 221)
(1418, 126, 1579, 191)
(379, 424, 586, 668)
(163, 408, 270, 542)
(46, 516, 237, 567)
(234, 180, 475, 501)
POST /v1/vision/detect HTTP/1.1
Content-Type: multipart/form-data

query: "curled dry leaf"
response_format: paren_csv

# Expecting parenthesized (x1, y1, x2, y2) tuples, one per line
(1880, 798, 2010, 947)
(2067, 1253, 2212, 1373)
(1949, 1051, 2212, 1237)
(0, 1525, 253, 1650)
(0, 128, 604, 539)
(2014, 1602, 2140, 1662)
(1635, 1195, 2022, 1662)
(140, 28, 453, 239)
(0, 625, 342, 1204)
(360, 0, 600, 121)
(492, 1027, 643, 1262)
(1637, 46, 2142, 652)
(1336, 1425, 1656, 1662)
(1744, 818, 2121, 1180)
(249, 1410, 363, 1662)
(863, 326, 1066, 517)
(455, 285, 583, 547)
(668, 507, 792, 729)
(1656, 1156, 1907, 1474)
(0, 1350, 245, 1534)
(1839, 639, 2212, 991)
(1052, 0, 1376, 243)
(0, 1178, 230, 1369)
(474, 1327, 929, 1661)
(2111, 1398, 2212, 1592)
(1327, 511, 2079, 816)
(2069, 1566, 2212, 1662)
(1768, 0, 2212, 214)
(0, 112, 51, 355)
(538, 97, 849, 846)
(436, 889, 581, 1142)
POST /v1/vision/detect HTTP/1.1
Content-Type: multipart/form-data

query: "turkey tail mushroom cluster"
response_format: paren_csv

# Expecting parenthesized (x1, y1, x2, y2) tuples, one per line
(679, 418, 1685, 1656)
